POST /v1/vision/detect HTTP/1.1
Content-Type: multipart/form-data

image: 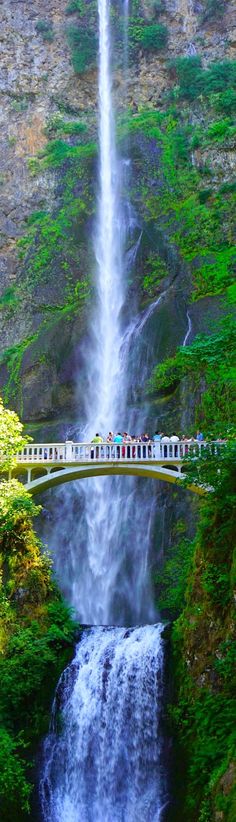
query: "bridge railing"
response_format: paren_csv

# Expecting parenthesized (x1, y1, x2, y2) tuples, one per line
(15, 441, 226, 464)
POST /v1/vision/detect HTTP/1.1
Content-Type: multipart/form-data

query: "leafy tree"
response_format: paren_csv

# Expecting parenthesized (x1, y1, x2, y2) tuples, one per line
(0, 397, 30, 471)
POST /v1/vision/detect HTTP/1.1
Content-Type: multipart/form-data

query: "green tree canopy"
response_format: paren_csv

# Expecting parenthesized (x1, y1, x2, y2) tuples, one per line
(0, 397, 30, 471)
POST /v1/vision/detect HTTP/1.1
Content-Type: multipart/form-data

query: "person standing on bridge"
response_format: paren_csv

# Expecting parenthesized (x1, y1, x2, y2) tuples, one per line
(91, 433, 103, 460)
(113, 432, 123, 459)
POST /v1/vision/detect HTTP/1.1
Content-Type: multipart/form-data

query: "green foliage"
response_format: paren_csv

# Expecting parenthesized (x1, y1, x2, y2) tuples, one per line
(0, 729, 31, 818)
(122, 107, 235, 300)
(0, 480, 40, 537)
(0, 398, 30, 472)
(155, 537, 195, 617)
(0, 335, 38, 411)
(142, 253, 168, 296)
(168, 57, 236, 104)
(170, 439, 236, 820)
(0, 286, 19, 315)
(139, 23, 168, 51)
(129, 20, 168, 53)
(67, 25, 97, 73)
(0, 475, 78, 818)
(41, 137, 96, 168)
(45, 114, 87, 138)
(65, 0, 86, 14)
(35, 20, 54, 42)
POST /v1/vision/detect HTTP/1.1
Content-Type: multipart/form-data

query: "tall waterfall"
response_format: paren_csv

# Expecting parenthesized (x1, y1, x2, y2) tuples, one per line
(46, 0, 158, 626)
(40, 3, 168, 818)
(41, 626, 167, 822)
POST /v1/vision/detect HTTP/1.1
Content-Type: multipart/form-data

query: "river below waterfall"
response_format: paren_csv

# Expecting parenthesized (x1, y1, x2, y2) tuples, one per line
(40, 625, 168, 822)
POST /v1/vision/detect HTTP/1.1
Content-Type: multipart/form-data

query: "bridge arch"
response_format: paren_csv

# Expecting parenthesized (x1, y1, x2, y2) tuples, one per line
(19, 463, 205, 496)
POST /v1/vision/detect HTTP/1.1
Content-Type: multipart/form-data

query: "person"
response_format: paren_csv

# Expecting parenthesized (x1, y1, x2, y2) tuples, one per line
(91, 433, 103, 459)
(113, 432, 123, 458)
(141, 433, 150, 459)
(123, 432, 131, 458)
(153, 431, 161, 441)
(91, 433, 103, 443)
(106, 432, 113, 458)
(196, 430, 204, 442)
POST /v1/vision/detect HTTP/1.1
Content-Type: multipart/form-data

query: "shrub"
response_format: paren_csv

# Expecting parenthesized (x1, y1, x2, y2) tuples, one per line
(67, 25, 97, 73)
(168, 56, 203, 100)
(35, 20, 54, 43)
(216, 88, 236, 115)
(65, 0, 85, 13)
(168, 58, 236, 103)
(139, 23, 168, 51)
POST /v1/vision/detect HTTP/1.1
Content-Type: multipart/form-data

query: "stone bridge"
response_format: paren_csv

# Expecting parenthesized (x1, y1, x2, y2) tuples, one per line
(10, 440, 223, 496)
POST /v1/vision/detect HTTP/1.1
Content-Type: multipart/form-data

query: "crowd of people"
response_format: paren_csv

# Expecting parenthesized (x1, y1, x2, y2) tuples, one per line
(91, 430, 207, 444)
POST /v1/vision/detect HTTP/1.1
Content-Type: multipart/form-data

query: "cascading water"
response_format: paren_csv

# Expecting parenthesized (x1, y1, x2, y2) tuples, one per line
(47, 0, 161, 627)
(40, 2, 168, 817)
(40, 626, 167, 822)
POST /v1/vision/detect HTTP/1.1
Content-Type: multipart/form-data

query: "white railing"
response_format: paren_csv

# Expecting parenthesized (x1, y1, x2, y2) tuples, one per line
(15, 441, 226, 464)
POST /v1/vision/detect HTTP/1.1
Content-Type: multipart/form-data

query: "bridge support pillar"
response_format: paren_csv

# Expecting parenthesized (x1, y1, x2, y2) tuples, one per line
(27, 469, 31, 484)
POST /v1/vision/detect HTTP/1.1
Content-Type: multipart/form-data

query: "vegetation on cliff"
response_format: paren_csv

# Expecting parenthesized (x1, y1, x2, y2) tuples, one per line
(169, 445, 236, 822)
(152, 299, 236, 820)
(0, 399, 78, 820)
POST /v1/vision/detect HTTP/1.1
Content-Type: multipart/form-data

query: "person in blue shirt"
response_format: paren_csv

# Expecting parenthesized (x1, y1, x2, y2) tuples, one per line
(196, 430, 204, 442)
(113, 432, 123, 458)
(153, 431, 161, 441)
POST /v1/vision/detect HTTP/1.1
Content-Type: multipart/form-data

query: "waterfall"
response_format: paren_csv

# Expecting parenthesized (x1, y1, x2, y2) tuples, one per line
(40, 3, 168, 817)
(40, 625, 167, 822)
(45, 0, 160, 627)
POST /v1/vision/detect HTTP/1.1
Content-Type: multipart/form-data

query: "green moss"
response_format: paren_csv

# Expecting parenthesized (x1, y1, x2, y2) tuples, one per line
(142, 253, 168, 297)
(148, 315, 236, 435)
(0, 287, 19, 315)
(121, 106, 236, 300)
(0, 335, 39, 413)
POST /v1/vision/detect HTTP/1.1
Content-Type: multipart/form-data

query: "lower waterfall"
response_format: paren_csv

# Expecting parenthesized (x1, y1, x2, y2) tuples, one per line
(40, 625, 167, 822)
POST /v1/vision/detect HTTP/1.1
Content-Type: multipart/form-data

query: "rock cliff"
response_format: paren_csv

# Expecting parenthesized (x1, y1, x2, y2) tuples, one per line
(0, 0, 235, 424)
